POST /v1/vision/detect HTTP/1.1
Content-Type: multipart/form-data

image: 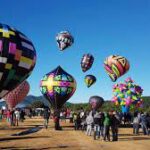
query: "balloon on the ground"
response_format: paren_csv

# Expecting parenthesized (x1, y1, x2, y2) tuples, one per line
(40, 66, 76, 110)
(84, 75, 96, 88)
(0, 23, 36, 99)
(81, 54, 94, 72)
(112, 77, 143, 113)
(56, 31, 74, 51)
(89, 96, 104, 110)
(4, 81, 30, 109)
(104, 55, 130, 82)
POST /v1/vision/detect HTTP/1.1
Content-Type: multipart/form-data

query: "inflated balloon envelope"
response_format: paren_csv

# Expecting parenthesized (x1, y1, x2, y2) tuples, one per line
(56, 31, 74, 51)
(40, 66, 76, 110)
(89, 96, 104, 110)
(84, 75, 96, 88)
(81, 53, 94, 72)
(4, 80, 30, 109)
(0, 23, 36, 98)
(104, 55, 130, 82)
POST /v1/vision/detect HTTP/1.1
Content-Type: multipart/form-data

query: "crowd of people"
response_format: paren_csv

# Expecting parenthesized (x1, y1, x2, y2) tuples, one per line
(1, 107, 150, 142)
(72, 108, 150, 141)
(0, 108, 26, 126)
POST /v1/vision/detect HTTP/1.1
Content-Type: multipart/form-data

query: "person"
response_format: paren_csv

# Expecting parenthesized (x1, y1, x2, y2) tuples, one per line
(110, 112, 120, 141)
(6, 109, 11, 123)
(81, 114, 87, 131)
(43, 108, 51, 129)
(103, 112, 111, 141)
(133, 112, 140, 135)
(93, 111, 101, 140)
(20, 110, 25, 122)
(141, 112, 149, 135)
(99, 112, 104, 140)
(69, 110, 74, 123)
(0, 109, 3, 121)
(86, 112, 94, 136)
(14, 109, 20, 126)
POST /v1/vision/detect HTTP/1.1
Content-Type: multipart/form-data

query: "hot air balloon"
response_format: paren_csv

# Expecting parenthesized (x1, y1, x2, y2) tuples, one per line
(56, 31, 74, 51)
(84, 75, 96, 88)
(81, 54, 94, 72)
(89, 96, 104, 111)
(40, 66, 76, 130)
(0, 23, 36, 99)
(4, 81, 30, 110)
(104, 55, 130, 82)
(112, 77, 143, 113)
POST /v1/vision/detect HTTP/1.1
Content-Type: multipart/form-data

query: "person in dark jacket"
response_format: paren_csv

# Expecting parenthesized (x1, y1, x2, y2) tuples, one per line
(20, 110, 25, 122)
(110, 112, 120, 141)
(93, 112, 101, 140)
(141, 112, 149, 135)
(43, 108, 51, 129)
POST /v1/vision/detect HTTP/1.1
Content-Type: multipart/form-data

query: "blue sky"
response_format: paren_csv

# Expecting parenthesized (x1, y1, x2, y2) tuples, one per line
(0, 0, 150, 103)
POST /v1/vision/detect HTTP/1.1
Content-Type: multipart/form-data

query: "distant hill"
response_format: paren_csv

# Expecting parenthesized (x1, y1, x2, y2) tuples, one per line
(0, 95, 150, 111)
(0, 95, 50, 108)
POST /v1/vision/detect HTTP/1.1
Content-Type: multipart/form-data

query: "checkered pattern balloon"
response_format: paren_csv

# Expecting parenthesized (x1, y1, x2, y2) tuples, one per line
(0, 23, 36, 98)
(81, 54, 94, 72)
(4, 80, 30, 109)
(40, 66, 76, 109)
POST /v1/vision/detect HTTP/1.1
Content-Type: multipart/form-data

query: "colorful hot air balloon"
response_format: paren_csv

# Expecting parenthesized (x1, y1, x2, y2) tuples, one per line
(112, 77, 143, 113)
(40, 66, 76, 109)
(56, 31, 74, 51)
(0, 23, 36, 99)
(40, 66, 76, 130)
(81, 54, 94, 72)
(89, 96, 104, 110)
(84, 75, 96, 88)
(4, 81, 30, 110)
(104, 55, 130, 82)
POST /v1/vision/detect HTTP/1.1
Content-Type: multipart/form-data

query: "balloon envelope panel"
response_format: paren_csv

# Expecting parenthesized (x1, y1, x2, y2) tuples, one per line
(0, 23, 36, 98)
(4, 80, 30, 109)
(40, 66, 76, 109)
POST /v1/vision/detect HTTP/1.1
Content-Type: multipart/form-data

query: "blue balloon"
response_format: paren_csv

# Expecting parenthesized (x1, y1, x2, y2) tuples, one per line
(121, 105, 130, 113)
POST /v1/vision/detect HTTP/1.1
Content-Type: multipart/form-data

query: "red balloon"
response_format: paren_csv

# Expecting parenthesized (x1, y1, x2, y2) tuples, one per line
(4, 81, 30, 109)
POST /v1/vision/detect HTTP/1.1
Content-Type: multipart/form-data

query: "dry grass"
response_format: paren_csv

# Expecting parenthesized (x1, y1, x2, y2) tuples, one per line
(0, 117, 150, 150)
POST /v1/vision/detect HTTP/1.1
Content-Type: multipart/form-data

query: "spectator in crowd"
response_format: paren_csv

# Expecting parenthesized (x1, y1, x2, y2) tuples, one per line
(0, 109, 3, 121)
(20, 110, 25, 122)
(6, 109, 11, 123)
(43, 108, 51, 129)
(99, 112, 104, 140)
(86, 112, 93, 136)
(103, 112, 111, 141)
(141, 112, 149, 135)
(110, 111, 120, 141)
(133, 112, 140, 135)
(93, 111, 101, 140)
(14, 109, 20, 126)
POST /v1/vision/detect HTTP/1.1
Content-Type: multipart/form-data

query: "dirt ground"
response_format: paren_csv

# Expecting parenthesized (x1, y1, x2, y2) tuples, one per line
(0, 117, 150, 150)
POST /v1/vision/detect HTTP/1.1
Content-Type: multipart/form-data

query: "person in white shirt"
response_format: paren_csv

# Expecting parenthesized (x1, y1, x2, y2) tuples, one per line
(14, 109, 20, 126)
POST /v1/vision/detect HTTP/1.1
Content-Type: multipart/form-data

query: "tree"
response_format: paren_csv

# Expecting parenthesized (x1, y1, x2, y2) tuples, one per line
(29, 100, 45, 108)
